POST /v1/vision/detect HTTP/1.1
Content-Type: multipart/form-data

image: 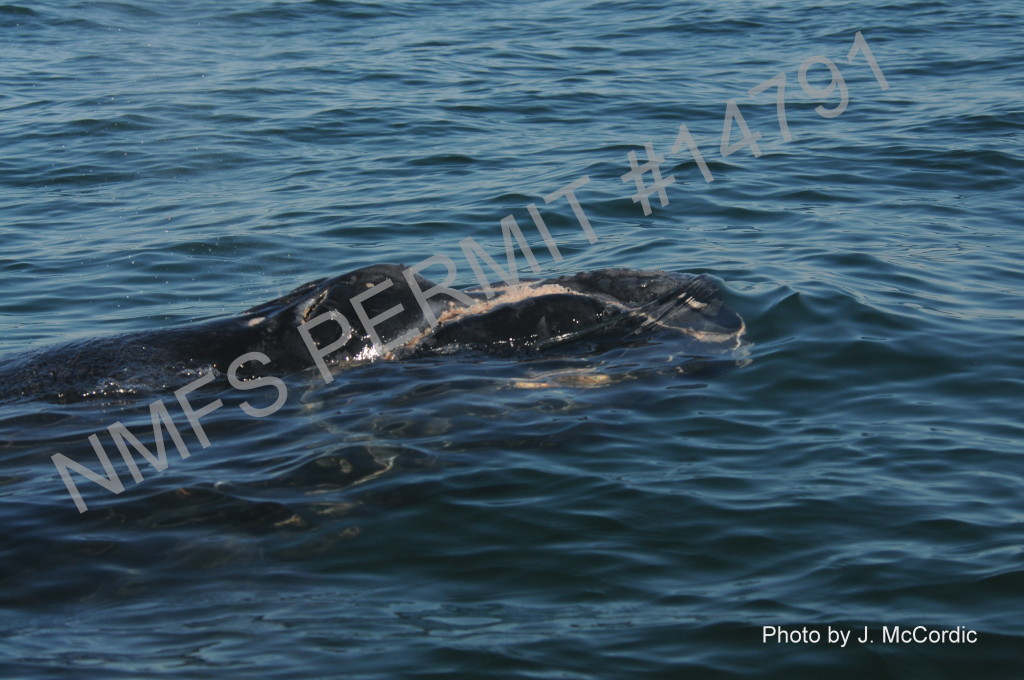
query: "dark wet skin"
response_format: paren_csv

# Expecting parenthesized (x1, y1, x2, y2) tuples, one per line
(0, 264, 744, 402)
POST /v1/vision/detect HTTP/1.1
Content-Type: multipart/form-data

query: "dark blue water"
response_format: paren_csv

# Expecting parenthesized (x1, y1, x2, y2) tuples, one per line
(2, 1, 1022, 677)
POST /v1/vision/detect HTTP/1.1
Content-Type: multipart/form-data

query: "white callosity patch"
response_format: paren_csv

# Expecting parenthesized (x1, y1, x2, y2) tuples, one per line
(442, 282, 589, 322)
(388, 281, 618, 357)
(393, 275, 745, 356)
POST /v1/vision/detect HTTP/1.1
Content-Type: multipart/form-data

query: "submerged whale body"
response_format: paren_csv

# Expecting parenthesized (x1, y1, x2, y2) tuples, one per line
(0, 264, 745, 402)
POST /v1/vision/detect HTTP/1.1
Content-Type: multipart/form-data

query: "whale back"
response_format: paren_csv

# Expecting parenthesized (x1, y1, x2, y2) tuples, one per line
(0, 265, 744, 403)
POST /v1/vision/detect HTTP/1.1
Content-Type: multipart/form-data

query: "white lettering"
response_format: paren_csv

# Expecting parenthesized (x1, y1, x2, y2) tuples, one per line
(351, 277, 418, 354)
(227, 352, 288, 418)
(828, 626, 850, 647)
(403, 255, 474, 326)
(297, 310, 353, 384)
(526, 203, 563, 261)
(459, 214, 542, 297)
(108, 399, 191, 483)
(544, 175, 597, 243)
(174, 372, 223, 448)
(52, 436, 126, 514)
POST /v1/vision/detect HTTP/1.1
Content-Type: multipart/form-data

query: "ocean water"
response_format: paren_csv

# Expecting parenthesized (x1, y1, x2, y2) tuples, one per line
(2, 0, 1023, 677)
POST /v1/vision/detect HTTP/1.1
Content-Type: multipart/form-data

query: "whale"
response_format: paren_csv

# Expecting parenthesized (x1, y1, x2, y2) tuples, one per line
(0, 264, 745, 403)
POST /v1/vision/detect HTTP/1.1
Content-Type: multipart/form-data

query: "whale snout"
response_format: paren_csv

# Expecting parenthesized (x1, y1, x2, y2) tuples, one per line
(623, 273, 745, 350)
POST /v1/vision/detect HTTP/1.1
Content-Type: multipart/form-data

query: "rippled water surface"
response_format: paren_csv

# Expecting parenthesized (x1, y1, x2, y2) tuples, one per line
(2, 1, 1023, 677)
